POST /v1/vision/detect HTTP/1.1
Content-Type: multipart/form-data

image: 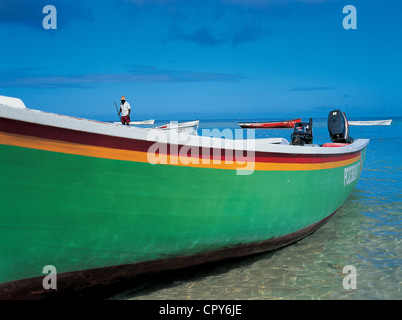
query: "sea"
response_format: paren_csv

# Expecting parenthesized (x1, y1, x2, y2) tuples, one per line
(109, 117, 401, 300)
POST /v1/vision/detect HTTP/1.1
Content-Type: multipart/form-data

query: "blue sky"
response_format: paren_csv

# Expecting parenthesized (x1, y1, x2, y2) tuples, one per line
(0, 0, 401, 120)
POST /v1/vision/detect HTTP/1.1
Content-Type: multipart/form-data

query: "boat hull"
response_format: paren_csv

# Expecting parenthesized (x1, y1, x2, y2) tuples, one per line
(0, 210, 335, 299)
(0, 107, 368, 299)
(348, 120, 392, 126)
(239, 118, 301, 129)
(155, 120, 199, 135)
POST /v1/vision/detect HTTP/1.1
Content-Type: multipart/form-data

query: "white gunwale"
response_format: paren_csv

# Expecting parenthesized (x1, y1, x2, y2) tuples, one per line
(0, 105, 369, 155)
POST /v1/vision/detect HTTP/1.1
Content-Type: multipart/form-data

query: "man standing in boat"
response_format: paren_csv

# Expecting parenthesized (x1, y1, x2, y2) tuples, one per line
(119, 96, 131, 125)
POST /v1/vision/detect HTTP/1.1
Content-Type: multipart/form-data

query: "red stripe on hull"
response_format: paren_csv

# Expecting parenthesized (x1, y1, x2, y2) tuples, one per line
(0, 117, 153, 153)
(0, 118, 360, 164)
(240, 119, 301, 129)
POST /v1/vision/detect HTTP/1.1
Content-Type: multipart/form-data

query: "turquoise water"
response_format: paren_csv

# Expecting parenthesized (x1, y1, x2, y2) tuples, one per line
(111, 117, 401, 300)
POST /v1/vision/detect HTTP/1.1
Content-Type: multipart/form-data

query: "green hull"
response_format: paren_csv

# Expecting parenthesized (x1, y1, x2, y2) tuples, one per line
(0, 144, 365, 286)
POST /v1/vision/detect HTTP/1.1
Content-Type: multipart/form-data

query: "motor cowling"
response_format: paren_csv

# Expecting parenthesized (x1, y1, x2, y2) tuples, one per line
(328, 110, 353, 143)
(291, 118, 313, 146)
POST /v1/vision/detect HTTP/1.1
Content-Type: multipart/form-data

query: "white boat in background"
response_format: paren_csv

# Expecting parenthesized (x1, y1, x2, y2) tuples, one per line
(114, 119, 155, 125)
(155, 120, 199, 135)
(348, 120, 392, 126)
(133, 119, 155, 125)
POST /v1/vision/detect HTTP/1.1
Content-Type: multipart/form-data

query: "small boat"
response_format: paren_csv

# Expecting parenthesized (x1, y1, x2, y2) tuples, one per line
(239, 118, 301, 129)
(113, 119, 155, 125)
(0, 96, 369, 299)
(155, 120, 199, 135)
(348, 120, 392, 126)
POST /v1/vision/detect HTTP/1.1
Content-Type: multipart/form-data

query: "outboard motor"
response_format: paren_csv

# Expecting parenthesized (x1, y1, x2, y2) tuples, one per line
(291, 118, 313, 146)
(328, 110, 353, 143)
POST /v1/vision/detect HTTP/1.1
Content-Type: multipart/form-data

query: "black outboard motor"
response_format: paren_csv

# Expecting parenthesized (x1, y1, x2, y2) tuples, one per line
(291, 118, 313, 146)
(328, 110, 353, 143)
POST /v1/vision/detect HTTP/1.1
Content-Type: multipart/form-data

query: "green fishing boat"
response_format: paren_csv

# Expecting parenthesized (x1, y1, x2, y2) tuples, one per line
(0, 96, 369, 299)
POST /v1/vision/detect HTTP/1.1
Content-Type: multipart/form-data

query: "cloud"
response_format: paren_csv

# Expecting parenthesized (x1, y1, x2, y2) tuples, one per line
(173, 26, 225, 47)
(127, 65, 245, 83)
(125, 0, 272, 47)
(168, 19, 270, 47)
(0, 66, 245, 88)
(287, 86, 336, 92)
(0, 0, 41, 27)
(289, 49, 301, 59)
(231, 21, 271, 46)
(124, 0, 333, 48)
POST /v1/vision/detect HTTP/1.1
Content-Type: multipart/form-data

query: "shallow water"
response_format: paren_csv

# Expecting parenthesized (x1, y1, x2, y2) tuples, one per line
(110, 117, 401, 300)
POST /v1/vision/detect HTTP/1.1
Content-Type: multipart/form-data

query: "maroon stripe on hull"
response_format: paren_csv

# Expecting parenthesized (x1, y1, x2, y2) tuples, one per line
(0, 210, 336, 300)
(1, 118, 360, 164)
(0, 117, 154, 153)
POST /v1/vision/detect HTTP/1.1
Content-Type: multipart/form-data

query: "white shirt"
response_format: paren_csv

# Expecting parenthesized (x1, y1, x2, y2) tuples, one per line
(120, 101, 131, 117)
